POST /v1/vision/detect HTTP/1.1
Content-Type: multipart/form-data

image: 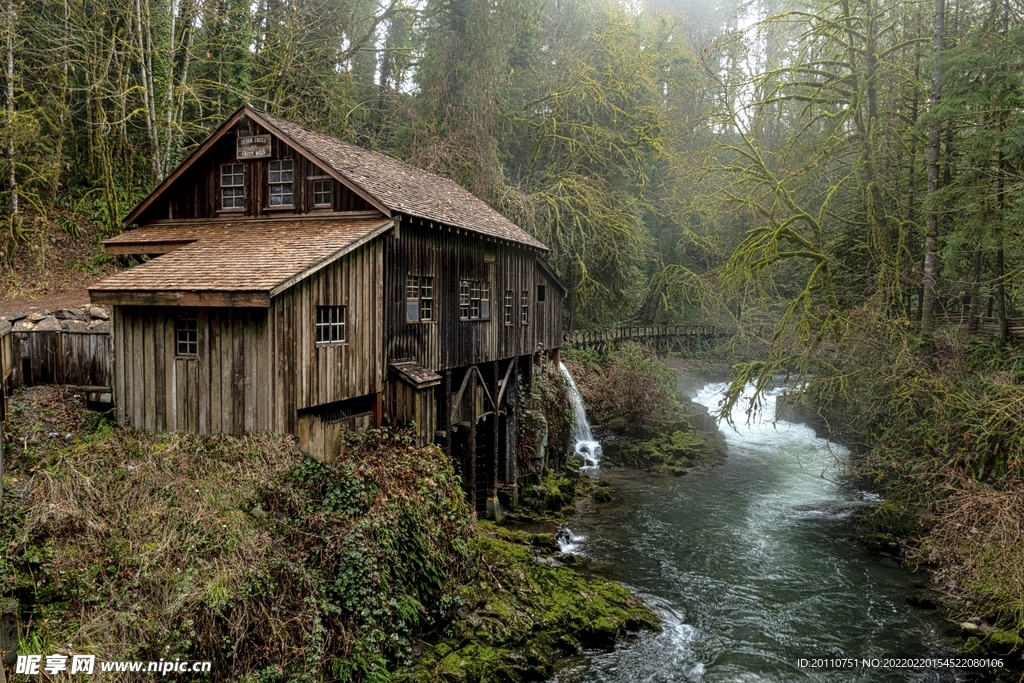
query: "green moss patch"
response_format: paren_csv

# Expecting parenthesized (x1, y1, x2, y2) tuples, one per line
(405, 528, 659, 682)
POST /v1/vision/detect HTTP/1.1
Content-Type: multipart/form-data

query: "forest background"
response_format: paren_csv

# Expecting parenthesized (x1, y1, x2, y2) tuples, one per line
(1, 0, 1021, 338)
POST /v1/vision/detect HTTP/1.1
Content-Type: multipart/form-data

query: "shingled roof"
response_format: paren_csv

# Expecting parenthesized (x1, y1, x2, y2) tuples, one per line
(249, 108, 547, 250)
(90, 218, 392, 306)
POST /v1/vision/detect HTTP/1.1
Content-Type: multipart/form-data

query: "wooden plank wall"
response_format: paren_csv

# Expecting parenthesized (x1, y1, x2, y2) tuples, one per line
(390, 380, 437, 445)
(384, 216, 561, 372)
(535, 268, 564, 354)
(0, 321, 10, 421)
(136, 121, 374, 224)
(270, 240, 384, 434)
(298, 411, 374, 462)
(62, 333, 113, 387)
(8, 331, 112, 389)
(113, 306, 270, 433)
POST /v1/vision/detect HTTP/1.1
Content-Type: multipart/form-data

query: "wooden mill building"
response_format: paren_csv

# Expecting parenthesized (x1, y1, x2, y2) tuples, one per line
(88, 106, 564, 517)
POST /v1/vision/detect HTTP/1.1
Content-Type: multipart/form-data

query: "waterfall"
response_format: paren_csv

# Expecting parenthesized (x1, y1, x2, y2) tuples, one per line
(559, 362, 602, 468)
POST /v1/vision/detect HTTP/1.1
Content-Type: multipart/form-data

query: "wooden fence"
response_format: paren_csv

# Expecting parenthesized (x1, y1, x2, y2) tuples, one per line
(0, 325, 112, 420)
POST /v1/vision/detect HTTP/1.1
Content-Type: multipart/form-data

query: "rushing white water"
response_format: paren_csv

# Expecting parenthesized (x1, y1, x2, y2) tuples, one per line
(557, 527, 587, 555)
(553, 380, 959, 683)
(560, 362, 602, 467)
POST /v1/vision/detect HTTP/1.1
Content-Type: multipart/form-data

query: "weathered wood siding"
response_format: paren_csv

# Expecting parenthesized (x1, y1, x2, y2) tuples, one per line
(384, 216, 558, 371)
(112, 307, 270, 433)
(0, 321, 10, 421)
(389, 379, 437, 446)
(270, 239, 385, 434)
(9, 331, 112, 389)
(298, 411, 373, 462)
(135, 120, 374, 224)
(535, 267, 564, 353)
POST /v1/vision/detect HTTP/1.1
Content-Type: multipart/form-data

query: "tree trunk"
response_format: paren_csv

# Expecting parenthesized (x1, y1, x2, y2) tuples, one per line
(995, 245, 1007, 341)
(994, 0, 1009, 342)
(921, 0, 944, 334)
(5, 0, 17, 238)
(968, 248, 982, 330)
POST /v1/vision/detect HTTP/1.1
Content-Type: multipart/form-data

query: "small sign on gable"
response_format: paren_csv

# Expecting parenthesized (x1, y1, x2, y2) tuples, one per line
(237, 134, 271, 159)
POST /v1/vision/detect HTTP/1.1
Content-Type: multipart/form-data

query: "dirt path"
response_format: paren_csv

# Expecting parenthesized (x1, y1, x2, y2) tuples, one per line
(0, 288, 93, 316)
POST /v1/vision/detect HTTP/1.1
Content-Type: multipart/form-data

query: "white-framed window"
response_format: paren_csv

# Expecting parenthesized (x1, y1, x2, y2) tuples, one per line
(316, 306, 346, 344)
(269, 159, 294, 206)
(521, 290, 529, 324)
(313, 179, 332, 207)
(460, 279, 491, 320)
(176, 312, 198, 356)
(406, 275, 434, 322)
(504, 290, 513, 325)
(221, 164, 244, 209)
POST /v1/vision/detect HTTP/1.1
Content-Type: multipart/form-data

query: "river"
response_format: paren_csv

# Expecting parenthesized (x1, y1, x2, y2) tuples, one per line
(552, 381, 960, 682)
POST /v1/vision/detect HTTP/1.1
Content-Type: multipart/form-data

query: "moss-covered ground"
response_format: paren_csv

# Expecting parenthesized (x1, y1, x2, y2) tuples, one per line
(404, 523, 658, 682)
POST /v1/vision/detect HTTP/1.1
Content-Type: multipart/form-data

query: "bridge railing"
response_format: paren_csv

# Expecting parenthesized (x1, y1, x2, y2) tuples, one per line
(563, 325, 730, 347)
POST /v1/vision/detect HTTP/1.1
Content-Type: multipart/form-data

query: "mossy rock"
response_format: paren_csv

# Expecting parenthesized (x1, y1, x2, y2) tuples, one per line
(409, 532, 659, 681)
(989, 630, 1024, 649)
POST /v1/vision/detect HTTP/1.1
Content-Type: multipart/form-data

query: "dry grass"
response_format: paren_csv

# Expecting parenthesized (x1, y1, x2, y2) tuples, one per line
(924, 477, 1024, 632)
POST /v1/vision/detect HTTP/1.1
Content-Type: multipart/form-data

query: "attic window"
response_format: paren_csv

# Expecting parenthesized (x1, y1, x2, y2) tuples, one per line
(269, 160, 294, 206)
(313, 179, 332, 207)
(175, 313, 198, 356)
(221, 164, 244, 210)
(484, 243, 496, 262)
(537, 285, 546, 302)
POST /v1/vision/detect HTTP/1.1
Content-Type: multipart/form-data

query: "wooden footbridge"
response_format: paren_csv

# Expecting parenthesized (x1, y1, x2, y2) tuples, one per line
(563, 324, 731, 351)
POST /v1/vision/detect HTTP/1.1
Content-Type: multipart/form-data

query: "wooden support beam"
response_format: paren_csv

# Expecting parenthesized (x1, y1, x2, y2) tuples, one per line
(450, 366, 474, 426)
(488, 360, 500, 519)
(444, 370, 452, 458)
(495, 358, 516, 408)
(468, 370, 477, 517)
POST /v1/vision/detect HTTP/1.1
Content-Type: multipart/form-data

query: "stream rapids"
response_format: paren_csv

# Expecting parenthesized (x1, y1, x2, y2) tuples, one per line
(552, 381, 960, 682)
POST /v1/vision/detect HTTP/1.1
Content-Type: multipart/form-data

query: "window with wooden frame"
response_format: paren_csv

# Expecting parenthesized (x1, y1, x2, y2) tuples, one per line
(504, 290, 513, 325)
(312, 178, 332, 208)
(221, 164, 244, 210)
(537, 284, 546, 302)
(521, 290, 529, 324)
(316, 306, 346, 344)
(175, 312, 198, 356)
(268, 159, 294, 206)
(459, 279, 490, 320)
(406, 275, 434, 322)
